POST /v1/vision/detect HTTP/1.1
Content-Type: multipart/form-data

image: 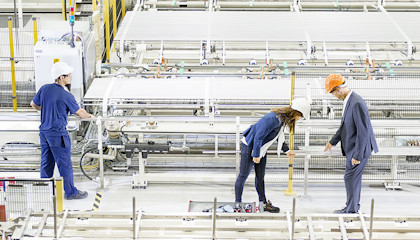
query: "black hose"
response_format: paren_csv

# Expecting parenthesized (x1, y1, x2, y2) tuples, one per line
(79, 148, 98, 181)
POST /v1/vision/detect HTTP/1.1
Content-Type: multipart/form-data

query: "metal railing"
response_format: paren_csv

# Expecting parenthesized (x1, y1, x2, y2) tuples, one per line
(0, 178, 61, 222)
(0, 16, 37, 110)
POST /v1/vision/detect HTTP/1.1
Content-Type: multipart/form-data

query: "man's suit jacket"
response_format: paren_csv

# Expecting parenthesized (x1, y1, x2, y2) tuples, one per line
(330, 92, 379, 160)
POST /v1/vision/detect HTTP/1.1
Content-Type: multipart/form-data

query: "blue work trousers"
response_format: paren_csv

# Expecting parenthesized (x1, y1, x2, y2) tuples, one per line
(344, 156, 368, 213)
(235, 143, 267, 203)
(39, 132, 78, 198)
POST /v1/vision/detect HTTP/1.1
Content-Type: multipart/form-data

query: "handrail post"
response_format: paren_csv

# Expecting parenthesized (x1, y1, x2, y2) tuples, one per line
(8, 17, 17, 112)
(285, 72, 296, 195)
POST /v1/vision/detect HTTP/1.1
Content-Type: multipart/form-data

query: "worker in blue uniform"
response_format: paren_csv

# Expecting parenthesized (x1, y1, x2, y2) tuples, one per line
(234, 98, 311, 213)
(324, 74, 378, 213)
(30, 61, 92, 200)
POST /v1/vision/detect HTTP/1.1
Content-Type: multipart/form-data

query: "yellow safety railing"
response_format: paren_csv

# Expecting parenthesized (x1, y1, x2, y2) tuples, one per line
(62, 0, 66, 20)
(284, 72, 296, 195)
(112, 0, 117, 39)
(92, 0, 97, 11)
(8, 17, 17, 112)
(104, 0, 111, 62)
(32, 17, 38, 45)
(122, 0, 126, 18)
(55, 178, 64, 212)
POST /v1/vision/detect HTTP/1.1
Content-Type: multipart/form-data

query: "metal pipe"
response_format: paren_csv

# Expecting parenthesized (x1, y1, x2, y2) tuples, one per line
(96, 116, 105, 188)
(235, 116, 240, 177)
(120, 45, 408, 52)
(304, 155, 309, 197)
(211, 197, 217, 240)
(17, 0, 23, 33)
(98, 69, 420, 77)
(53, 195, 57, 239)
(85, 153, 115, 160)
(107, 62, 420, 71)
(214, 134, 218, 158)
(369, 198, 374, 240)
(13, 0, 19, 55)
(133, 196, 136, 240)
(292, 197, 296, 240)
(148, 0, 420, 9)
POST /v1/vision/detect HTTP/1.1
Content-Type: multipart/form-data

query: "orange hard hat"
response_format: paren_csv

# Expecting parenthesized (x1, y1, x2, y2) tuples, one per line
(325, 74, 345, 93)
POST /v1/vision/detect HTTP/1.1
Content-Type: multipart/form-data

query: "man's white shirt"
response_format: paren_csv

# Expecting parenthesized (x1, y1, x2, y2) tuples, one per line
(342, 90, 353, 117)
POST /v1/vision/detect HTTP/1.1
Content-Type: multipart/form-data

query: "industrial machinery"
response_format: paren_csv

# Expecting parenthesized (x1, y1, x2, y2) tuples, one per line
(1, 0, 420, 191)
(34, 20, 96, 103)
(1, 2, 420, 239)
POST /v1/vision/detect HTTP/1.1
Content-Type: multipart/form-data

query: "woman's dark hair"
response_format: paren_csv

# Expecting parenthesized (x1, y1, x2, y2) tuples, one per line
(270, 106, 303, 133)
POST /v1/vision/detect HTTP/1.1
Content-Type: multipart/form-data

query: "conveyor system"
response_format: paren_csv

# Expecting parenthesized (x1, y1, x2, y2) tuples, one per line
(1, 0, 420, 13)
(112, 11, 420, 69)
(83, 76, 420, 119)
(143, 0, 420, 12)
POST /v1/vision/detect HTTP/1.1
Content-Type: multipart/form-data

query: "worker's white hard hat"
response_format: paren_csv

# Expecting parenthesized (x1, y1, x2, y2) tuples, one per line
(291, 98, 311, 119)
(51, 61, 73, 80)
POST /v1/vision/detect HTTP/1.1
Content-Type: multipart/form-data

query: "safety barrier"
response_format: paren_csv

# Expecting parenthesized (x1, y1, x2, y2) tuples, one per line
(0, 16, 37, 110)
(0, 178, 63, 224)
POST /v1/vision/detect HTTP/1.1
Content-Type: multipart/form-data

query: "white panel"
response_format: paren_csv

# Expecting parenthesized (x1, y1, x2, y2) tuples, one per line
(84, 77, 291, 100)
(349, 79, 420, 99)
(211, 12, 304, 41)
(115, 11, 209, 41)
(115, 11, 414, 43)
(115, 11, 306, 42)
(390, 12, 420, 42)
(209, 78, 290, 100)
(302, 12, 405, 42)
(34, 41, 84, 102)
(113, 78, 207, 99)
(296, 77, 420, 100)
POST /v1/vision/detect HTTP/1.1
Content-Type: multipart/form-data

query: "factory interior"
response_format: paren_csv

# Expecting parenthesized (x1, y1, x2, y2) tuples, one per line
(1, 0, 420, 239)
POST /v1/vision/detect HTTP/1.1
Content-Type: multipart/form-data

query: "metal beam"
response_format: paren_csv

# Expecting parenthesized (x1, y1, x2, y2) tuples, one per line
(339, 216, 349, 240)
(378, 5, 414, 59)
(57, 209, 69, 239)
(35, 213, 49, 238)
(10, 209, 31, 240)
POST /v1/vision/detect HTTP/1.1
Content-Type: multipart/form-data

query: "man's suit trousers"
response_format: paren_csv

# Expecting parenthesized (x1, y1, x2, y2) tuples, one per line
(344, 156, 368, 213)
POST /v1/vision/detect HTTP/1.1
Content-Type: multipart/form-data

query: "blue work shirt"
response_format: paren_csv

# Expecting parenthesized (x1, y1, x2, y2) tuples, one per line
(243, 112, 289, 158)
(32, 83, 80, 136)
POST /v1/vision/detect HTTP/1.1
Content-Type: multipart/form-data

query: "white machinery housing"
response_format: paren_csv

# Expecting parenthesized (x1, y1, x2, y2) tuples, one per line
(34, 21, 96, 103)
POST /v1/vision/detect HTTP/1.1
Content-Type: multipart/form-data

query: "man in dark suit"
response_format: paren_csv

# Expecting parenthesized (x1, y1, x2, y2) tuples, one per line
(324, 74, 379, 214)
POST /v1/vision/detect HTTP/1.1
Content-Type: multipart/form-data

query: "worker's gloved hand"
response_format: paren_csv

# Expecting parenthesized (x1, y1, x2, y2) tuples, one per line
(324, 142, 332, 152)
(286, 150, 296, 158)
(253, 157, 261, 164)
